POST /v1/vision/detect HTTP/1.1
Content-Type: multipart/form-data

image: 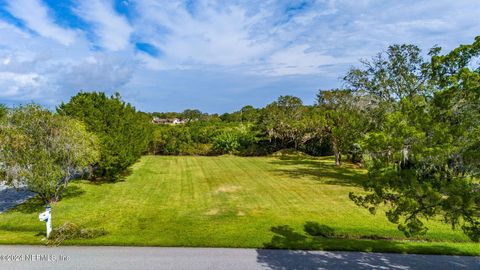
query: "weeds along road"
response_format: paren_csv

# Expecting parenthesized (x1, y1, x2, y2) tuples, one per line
(0, 246, 479, 270)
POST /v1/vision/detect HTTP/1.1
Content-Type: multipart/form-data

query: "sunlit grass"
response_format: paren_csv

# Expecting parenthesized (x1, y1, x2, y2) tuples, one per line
(0, 155, 478, 255)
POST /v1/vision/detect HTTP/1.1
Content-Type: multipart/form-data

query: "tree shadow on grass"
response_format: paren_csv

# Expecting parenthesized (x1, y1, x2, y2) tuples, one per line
(258, 222, 477, 269)
(269, 156, 367, 186)
(4, 186, 85, 214)
(262, 222, 471, 255)
(0, 186, 86, 239)
(0, 186, 35, 213)
(84, 168, 133, 185)
(60, 185, 85, 200)
(8, 197, 45, 214)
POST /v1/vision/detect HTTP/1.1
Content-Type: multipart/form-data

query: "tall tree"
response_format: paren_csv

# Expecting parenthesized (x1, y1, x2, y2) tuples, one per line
(259, 96, 318, 150)
(344, 44, 432, 102)
(316, 90, 363, 165)
(58, 92, 152, 180)
(350, 37, 480, 241)
(0, 105, 99, 204)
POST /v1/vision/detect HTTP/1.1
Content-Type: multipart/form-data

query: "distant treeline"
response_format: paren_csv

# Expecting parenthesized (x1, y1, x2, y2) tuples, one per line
(148, 98, 336, 158)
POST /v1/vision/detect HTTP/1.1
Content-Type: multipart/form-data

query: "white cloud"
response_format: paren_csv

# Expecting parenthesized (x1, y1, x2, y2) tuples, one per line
(0, 0, 479, 111)
(6, 0, 77, 46)
(133, 1, 347, 76)
(265, 45, 344, 76)
(58, 54, 136, 94)
(0, 19, 137, 105)
(136, 2, 274, 67)
(0, 72, 46, 99)
(75, 0, 133, 51)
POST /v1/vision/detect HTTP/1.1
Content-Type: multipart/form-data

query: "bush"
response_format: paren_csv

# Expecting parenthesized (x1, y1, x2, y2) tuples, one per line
(150, 125, 197, 155)
(150, 122, 258, 156)
(212, 131, 241, 154)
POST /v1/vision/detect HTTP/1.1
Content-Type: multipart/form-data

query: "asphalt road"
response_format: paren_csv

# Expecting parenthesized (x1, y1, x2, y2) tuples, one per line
(0, 246, 478, 270)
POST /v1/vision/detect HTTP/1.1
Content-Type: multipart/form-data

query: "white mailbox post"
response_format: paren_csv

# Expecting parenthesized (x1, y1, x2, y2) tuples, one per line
(39, 206, 52, 238)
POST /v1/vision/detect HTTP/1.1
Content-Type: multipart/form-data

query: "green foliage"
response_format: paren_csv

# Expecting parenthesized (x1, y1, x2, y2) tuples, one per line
(258, 96, 322, 151)
(349, 37, 480, 242)
(212, 126, 256, 154)
(0, 104, 6, 119)
(316, 90, 365, 165)
(212, 131, 241, 154)
(344, 44, 431, 102)
(57, 92, 152, 180)
(150, 124, 210, 155)
(220, 105, 260, 123)
(0, 104, 99, 204)
(182, 109, 204, 122)
(150, 120, 257, 155)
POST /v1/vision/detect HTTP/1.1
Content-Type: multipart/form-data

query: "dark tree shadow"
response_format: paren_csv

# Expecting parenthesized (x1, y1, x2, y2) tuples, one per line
(258, 222, 478, 269)
(264, 225, 308, 250)
(1, 185, 85, 214)
(269, 156, 367, 186)
(60, 185, 85, 200)
(0, 186, 36, 213)
(85, 168, 132, 185)
(0, 185, 87, 238)
(7, 197, 44, 214)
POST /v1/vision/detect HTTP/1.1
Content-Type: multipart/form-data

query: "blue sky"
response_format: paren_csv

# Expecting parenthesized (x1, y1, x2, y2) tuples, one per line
(0, 0, 478, 113)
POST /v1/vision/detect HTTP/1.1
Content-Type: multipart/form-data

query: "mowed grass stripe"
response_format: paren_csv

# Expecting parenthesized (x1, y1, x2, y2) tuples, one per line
(0, 155, 477, 255)
(238, 157, 298, 211)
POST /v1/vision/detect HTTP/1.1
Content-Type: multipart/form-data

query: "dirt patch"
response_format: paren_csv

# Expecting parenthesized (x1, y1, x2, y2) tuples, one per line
(215, 185, 241, 193)
(206, 208, 219, 215)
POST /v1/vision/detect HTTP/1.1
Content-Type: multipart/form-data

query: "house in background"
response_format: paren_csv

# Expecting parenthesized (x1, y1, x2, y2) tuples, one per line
(152, 117, 186, 125)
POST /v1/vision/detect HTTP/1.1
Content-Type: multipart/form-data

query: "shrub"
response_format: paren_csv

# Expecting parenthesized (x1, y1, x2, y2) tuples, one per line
(212, 131, 241, 154)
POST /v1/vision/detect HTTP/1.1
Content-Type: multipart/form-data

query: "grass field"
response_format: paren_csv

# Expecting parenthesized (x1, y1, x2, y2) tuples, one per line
(0, 155, 478, 255)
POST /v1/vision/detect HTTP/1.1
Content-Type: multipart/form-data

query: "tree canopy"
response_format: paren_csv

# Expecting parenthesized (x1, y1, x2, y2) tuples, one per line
(0, 105, 99, 204)
(349, 37, 480, 242)
(57, 92, 152, 180)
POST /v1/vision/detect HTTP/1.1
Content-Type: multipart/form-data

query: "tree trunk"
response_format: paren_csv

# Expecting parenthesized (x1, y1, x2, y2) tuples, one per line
(332, 138, 341, 166)
(334, 151, 341, 166)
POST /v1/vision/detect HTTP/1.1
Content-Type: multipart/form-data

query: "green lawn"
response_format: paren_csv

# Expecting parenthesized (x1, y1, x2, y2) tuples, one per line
(0, 155, 478, 255)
